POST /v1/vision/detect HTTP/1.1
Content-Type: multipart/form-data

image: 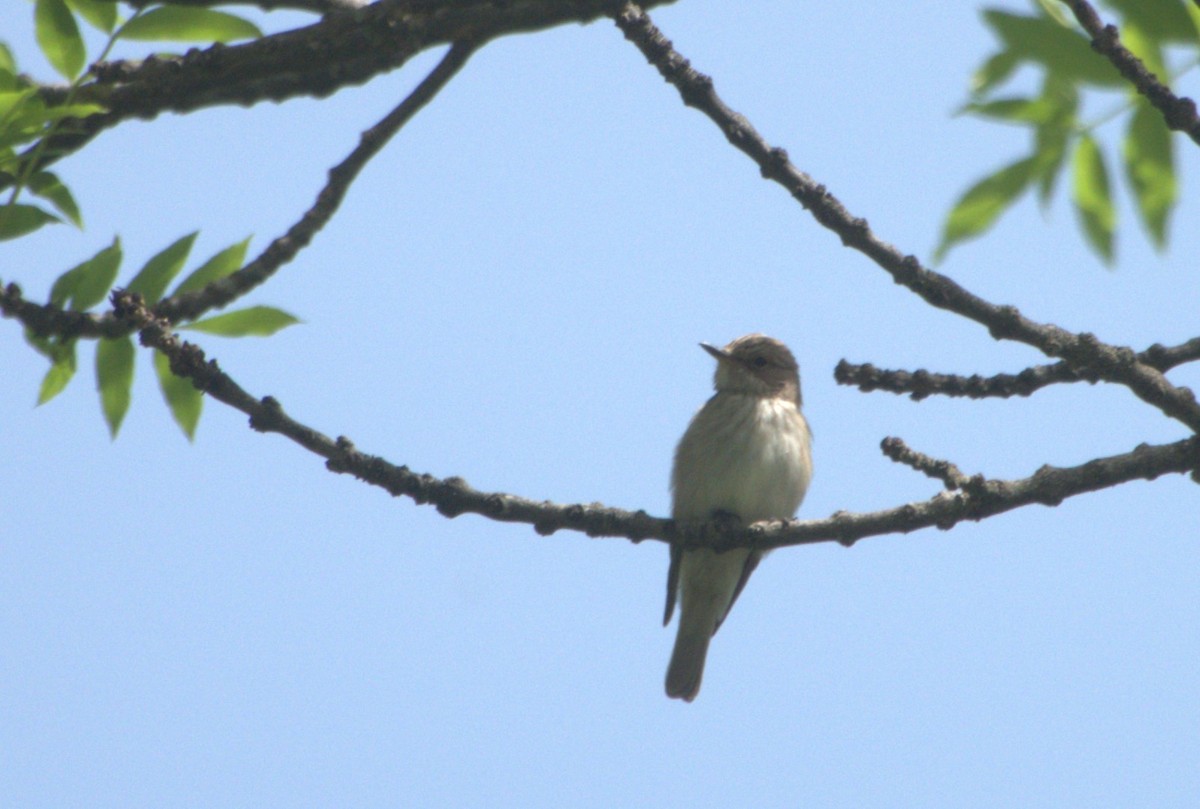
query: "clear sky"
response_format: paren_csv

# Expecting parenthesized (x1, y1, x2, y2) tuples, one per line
(3, 2, 1198, 806)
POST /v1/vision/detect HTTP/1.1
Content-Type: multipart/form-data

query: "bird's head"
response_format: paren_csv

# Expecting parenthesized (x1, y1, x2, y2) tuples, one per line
(702, 333, 802, 405)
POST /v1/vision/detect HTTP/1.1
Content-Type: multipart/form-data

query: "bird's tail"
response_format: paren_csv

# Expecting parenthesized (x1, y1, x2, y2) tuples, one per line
(665, 608, 715, 702)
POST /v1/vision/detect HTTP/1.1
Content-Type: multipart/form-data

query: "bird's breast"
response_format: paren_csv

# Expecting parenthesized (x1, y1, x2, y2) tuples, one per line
(671, 394, 813, 523)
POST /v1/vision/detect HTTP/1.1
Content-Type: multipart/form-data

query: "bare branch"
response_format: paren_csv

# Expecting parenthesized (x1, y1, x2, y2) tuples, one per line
(612, 4, 1200, 434)
(1, 281, 92, 340)
(157, 39, 476, 322)
(1062, 0, 1200, 146)
(2, 42, 475, 340)
(111, 287, 673, 543)
(880, 437, 970, 490)
(12, 0, 679, 185)
(123, 0, 365, 13)
(107, 290, 1200, 556)
(835, 337, 1200, 400)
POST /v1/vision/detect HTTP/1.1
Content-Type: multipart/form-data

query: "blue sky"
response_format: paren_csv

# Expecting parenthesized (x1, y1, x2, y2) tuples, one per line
(3, 2, 1198, 806)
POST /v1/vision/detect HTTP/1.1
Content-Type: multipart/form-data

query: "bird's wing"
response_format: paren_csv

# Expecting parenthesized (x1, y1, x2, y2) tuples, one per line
(662, 543, 682, 626)
(714, 550, 763, 634)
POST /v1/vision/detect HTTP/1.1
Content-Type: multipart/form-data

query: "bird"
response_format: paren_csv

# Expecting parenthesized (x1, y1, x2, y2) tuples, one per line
(664, 334, 813, 702)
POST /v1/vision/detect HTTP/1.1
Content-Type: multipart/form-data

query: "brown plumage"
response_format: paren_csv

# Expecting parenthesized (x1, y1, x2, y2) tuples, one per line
(665, 334, 813, 702)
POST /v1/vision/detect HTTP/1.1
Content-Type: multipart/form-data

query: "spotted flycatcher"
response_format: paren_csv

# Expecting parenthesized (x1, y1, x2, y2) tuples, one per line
(664, 334, 813, 702)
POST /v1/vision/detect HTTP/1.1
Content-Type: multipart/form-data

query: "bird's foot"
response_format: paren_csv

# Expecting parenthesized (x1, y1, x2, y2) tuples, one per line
(709, 509, 744, 532)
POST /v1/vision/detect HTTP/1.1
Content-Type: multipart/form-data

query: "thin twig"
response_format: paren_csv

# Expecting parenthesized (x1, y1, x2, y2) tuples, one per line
(157, 40, 477, 323)
(2, 42, 476, 340)
(1062, 0, 1200, 145)
(880, 437, 971, 490)
(1, 281, 97, 339)
(611, 4, 1200, 434)
(835, 337, 1200, 400)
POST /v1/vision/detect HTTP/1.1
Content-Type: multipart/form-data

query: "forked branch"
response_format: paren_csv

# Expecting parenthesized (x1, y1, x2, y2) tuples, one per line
(108, 290, 1200, 555)
(611, 3, 1200, 434)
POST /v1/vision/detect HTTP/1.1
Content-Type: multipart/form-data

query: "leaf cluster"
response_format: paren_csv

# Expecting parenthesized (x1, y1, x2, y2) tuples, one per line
(9, 2, 295, 440)
(2, 1, 261, 241)
(26, 233, 299, 439)
(937, 0, 1199, 264)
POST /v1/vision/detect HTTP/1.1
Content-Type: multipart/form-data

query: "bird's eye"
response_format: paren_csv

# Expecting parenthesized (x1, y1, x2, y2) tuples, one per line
(752, 356, 768, 368)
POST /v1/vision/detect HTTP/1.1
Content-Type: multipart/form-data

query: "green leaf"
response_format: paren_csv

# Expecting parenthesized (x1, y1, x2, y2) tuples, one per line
(127, 231, 198, 303)
(971, 50, 1021, 96)
(0, 94, 50, 150)
(49, 236, 122, 310)
(1187, 1, 1200, 42)
(0, 203, 60, 240)
(1032, 0, 1072, 28)
(183, 305, 301, 337)
(66, 0, 117, 34)
(1034, 123, 1070, 207)
(936, 157, 1038, 261)
(1105, 0, 1197, 43)
(154, 349, 202, 440)
(48, 262, 80, 308)
(1123, 100, 1175, 249)
(1032, 76, 1078, 206)
(0, 89, 35, 122)
(11, 101, 106, 128)
(71, 236, 122, 309)
(35, 0, 87, 80)
(172, 237, 250, 296)
(23, 329, 55, 361)
(982, 10, 1123, 87)
(118, 7, 262, 43)
(28, 171, 81, 227)
(0, 44, 19, 90)
(96, 336, 134, 437)
(961, 95, 1056, 125)
(1072, 135, 1115, 264)
(37, 338, 77, 405)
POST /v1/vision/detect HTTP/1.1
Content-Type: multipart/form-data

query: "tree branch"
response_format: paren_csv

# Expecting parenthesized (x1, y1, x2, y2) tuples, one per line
(612, 3, 1200, 434)
(835, 337, 1200, 401)
(880, 437, 970, 490)
(1, 280, 92, 340)
(1062, 0, 1200, 146)
(156, 39, 477, 323)
(9, 0, 1199, 564)
(108, 289, 1200, 556)
(2, 41, 475, 340)
(122, 0, 365, 13)
(10, 0, 678, 187)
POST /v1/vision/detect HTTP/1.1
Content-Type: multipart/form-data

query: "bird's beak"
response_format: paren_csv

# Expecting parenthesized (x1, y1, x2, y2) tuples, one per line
(700, 342, 731, 364)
